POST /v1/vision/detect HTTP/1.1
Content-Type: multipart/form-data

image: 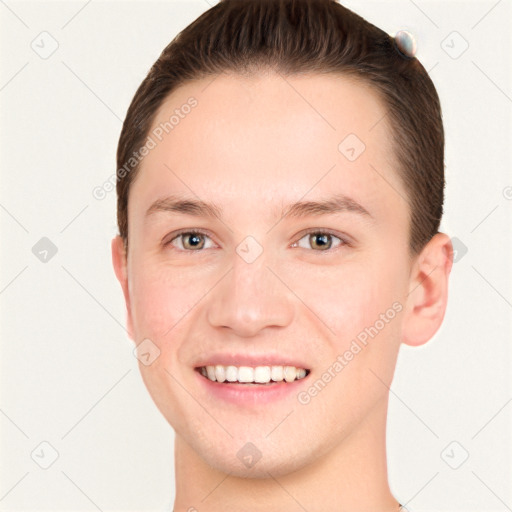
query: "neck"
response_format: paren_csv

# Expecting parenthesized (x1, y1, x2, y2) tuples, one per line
(173, 396, 399, 512)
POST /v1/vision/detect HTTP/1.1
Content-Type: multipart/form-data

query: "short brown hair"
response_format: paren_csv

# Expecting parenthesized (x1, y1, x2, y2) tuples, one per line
(116, 0, 444, 256)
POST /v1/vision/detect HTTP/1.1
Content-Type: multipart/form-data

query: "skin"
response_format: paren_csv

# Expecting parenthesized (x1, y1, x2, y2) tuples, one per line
(112, 71, 453, 512)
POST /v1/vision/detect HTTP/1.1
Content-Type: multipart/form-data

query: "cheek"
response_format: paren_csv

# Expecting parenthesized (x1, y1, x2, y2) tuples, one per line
(129, 266, 201, 343)
(286, 257, 403, 347)
(294, 262, 404, 422)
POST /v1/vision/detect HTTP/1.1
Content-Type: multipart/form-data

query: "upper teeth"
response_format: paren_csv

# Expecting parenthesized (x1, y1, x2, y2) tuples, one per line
(200, 365, 307, 383)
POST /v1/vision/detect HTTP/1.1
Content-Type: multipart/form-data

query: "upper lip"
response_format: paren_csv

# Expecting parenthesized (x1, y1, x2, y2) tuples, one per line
(194, 353, 310, 369)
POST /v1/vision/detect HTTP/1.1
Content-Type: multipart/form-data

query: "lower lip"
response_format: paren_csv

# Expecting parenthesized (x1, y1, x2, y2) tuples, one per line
(194, 369, 310, 406)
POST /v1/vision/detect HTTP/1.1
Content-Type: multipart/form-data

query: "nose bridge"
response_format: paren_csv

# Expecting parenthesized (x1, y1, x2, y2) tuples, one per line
(207, 249, 294, 336)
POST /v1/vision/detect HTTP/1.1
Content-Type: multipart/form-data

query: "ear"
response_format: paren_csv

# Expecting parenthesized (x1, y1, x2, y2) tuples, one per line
(401, 233, 454, 347)
(111, 235, 134, 340)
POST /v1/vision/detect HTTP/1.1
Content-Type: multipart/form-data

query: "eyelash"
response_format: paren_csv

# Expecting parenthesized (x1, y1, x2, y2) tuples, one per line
(163, 228, 350, 253)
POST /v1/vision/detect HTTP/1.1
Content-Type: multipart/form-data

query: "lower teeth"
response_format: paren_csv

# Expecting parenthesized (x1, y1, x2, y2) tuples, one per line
(214, 380, 287, 385)
(232, 381, 277, 385)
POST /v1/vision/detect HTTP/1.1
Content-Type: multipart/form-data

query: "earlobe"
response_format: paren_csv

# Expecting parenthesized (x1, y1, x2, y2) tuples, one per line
(401, 233, 453, 347)
(111, 236, 134, 340)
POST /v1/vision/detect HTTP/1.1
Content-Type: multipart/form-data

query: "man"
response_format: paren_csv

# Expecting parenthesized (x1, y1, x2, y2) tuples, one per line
(112, 1, 453, 510)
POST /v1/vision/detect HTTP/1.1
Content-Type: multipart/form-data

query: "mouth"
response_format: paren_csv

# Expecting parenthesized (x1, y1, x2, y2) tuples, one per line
(194, 365, 311, 385)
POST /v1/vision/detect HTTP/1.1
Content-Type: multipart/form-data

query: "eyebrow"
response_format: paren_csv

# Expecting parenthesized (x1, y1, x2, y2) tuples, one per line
(144, 193, 373, 221)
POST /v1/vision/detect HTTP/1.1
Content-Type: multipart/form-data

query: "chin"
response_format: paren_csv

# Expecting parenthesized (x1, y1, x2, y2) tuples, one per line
(203, 447, 308, 480)
(183, 426, 314, 478)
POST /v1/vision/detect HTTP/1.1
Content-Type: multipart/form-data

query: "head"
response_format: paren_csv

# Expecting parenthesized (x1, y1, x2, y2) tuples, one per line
(112, 0, 452, 477)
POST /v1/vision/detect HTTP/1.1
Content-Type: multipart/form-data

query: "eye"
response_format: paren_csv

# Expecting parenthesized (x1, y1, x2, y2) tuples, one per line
(291, 230, 347, 251)
(164, 229, 349, 253)
(165, 230, 215, 251)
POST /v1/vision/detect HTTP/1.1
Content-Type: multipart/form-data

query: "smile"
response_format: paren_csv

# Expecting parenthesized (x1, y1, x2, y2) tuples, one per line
(196, 365, 310, 384)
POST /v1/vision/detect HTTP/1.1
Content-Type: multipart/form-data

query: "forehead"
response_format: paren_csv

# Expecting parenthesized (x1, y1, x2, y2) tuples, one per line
(129, 71, 407, 228)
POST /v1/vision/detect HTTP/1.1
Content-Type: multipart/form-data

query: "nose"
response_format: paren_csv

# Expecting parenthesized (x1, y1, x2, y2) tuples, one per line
(206, 254, 295, 337)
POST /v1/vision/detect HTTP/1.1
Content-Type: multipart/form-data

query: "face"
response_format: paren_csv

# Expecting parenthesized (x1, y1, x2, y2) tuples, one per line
(114, 72, 418, 477)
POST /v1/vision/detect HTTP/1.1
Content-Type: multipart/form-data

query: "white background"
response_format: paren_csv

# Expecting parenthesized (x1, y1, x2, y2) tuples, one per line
(0, 1, 511, 511)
